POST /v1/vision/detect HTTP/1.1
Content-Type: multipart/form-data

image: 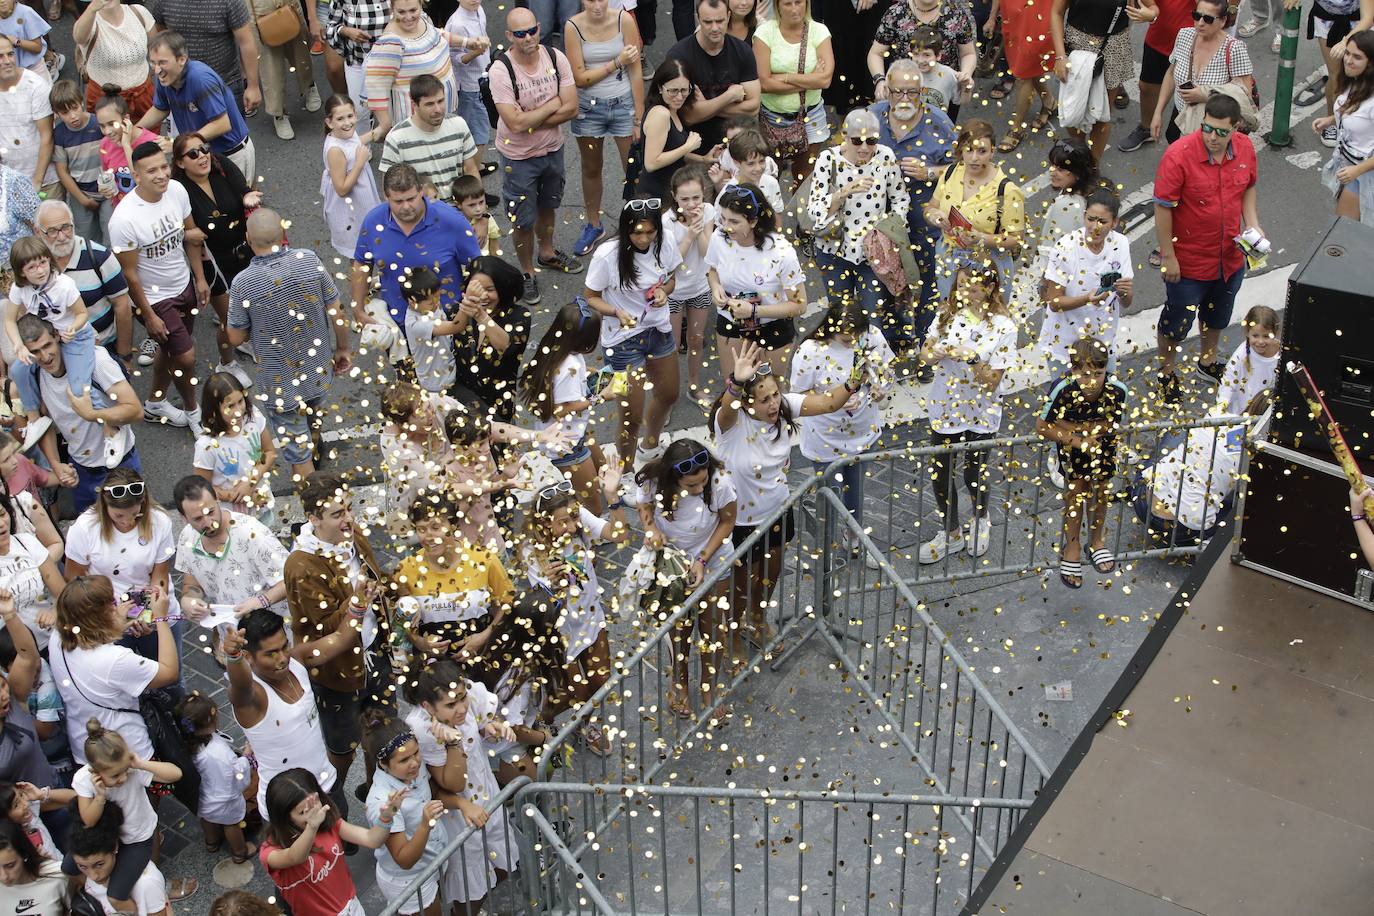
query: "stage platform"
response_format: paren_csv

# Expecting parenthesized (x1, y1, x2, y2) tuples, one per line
(981, 547, 1374, 915)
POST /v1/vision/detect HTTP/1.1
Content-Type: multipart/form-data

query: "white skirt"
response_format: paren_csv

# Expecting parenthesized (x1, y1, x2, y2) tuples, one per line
(374, 871, 439, 915)
(439, 805, 522, 904)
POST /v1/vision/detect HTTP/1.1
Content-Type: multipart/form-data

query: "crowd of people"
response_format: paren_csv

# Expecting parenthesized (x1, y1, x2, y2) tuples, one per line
(0, 0, 1357, 908)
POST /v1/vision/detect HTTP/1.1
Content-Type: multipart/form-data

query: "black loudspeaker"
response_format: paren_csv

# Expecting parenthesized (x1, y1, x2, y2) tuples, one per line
(1271, 217, 1374, 460)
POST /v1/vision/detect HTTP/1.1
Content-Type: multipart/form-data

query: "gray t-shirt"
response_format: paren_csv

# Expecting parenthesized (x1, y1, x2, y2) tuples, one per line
(37, 348, 134, 468)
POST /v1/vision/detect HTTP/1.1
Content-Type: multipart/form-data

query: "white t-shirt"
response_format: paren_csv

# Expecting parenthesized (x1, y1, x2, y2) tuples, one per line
(0, 71, 55, 186)
(404, 311, 457, 392)
(714, 175, 785, 217)
(790, 332, 895, 461)
(406, 685, 503, 802)
(7, 275, 83, 334)
(535, 353, 590, 455)
(37, 348, 134, 468)
(73, 764, 157, 843)
(924, 311, 1019, 435)
(713, 393, 804, 525)
(1147, 422, 1246, 531)
(107, 183, 193, 302)
(84, 862, 167, 916)
(662, 203, 716, 300)
(0, 859, 68, 915)
(637, 470, 737, 560)
(1216, 343, 1277, 416)
(48, 637, 158, 763)
(64, 509, 180, 618)
(192, 411, 275, 516)
(523, 508, 608, 662)
(704, 233, 804, 324)
(586, 239, 684, 348)
(446, 6, 490, 91)
(0, 532, 54, 644)
(1039, 228, 1132, 366)
(1337, 88, 1374, 160)
(195, 733, 250, 826)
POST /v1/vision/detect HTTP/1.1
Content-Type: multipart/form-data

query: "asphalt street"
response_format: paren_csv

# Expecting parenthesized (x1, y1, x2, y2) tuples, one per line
(54, 11, 1332, 514)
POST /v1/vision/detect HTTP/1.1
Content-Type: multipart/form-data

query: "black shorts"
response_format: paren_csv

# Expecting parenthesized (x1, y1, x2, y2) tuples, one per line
(731, 507, 797, 566)
(1309, 2, 1356, 46)
(1140, 41, 1171, 85)
(715, 312, 797, 349)
(313, 648, 397, 756)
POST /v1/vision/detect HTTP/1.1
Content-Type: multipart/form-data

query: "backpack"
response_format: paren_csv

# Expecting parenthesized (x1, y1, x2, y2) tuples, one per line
(478, 46, 563, 130)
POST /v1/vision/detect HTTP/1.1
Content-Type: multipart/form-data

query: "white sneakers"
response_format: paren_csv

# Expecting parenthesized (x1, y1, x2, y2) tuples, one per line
(304, 86, 322, 112)
(143, 401, 202, 436)
(919, 517, 993, 564)
(186, 407, 203, 438)
(274, 116, 296, 140)
(216, 361, 253, 388)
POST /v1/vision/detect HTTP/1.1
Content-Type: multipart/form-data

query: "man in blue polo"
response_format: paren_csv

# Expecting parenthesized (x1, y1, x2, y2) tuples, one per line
(137, 31, 257, 186)
(350, 163, 481, 329)
(870, 58, 955, 354)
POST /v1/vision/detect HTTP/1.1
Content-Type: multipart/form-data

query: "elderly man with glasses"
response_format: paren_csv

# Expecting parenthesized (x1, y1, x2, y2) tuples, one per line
(868, 58, 957, 356)
(33, 200, 136, 370)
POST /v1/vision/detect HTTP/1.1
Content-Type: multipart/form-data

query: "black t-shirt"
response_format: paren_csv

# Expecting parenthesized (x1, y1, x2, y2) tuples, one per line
(1066, 0, 1131, 36)
(665, 34, 759, 149)
(453, 300, 530, 423)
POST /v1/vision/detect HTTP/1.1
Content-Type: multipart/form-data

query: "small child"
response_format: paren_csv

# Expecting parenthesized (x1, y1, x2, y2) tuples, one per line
(452, 174, 502, 256)
(5, 238, 123, 469)
(379, 383, 456, 538)
(1216, 305, 1281, 416)
(402, 267, 462, 394)
(94, 90, 162, 207)
(447, 0, 493, 167)
(664, 165, 717, 406)
(443, 408, 519, 552)
(711, 127, 785, 215)
(176, 692, 257, 864)
(66, 720, 187, 909)
(0, 0, 50, 80)
(472, 605, 561, 784)
(50, 80, 111, 246)
(261, 768, 398, 916)
(1037, 337, 1131, 589)
(0, 780, 74, 860)
(193, 371, 277, 523)
(0, 429, 57, 501)
(321, 94, 381, 260)
(363, 713, 452, 916)
(910, 25, 963, 120)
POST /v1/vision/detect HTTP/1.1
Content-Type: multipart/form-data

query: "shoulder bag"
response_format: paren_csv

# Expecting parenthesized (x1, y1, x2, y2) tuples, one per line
(255, 0, 302, 47)
(758, 18, 811, 161)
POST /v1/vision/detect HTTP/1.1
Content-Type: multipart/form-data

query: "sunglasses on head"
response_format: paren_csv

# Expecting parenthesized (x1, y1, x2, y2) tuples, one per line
(727, 185, 760, 210)
(623, 197, 662, 212)
(104, 481, 145, 500)
(1191, 9, 1219, 22)
(672, 449, 711, 476)
(1200, 122, 1234, 137)
(511, 24, 539, 38)
(182, 146, 212, 161)
(848, 136, 880, 147)
(536, 479, 574, 507)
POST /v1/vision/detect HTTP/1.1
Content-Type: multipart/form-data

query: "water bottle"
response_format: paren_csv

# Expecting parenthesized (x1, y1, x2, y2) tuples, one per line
(96, 169, 115, 198)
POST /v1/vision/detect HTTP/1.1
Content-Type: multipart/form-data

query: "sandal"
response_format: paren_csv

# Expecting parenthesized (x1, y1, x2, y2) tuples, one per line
(997, 128, 1026, 153)
(166, 877, 198, 902)
(667, 691, 693, 719)
(1148, 249, 1162, 268)
(1030, 106, 1058, 132)
(579, 722, 612, 757)
(1090, 548, 1116, 574)
(231, 841, 258, 865)
(204, 840, 223, 854)
(989, 79, 1014, 100)
(1059, 558, 1084, 589)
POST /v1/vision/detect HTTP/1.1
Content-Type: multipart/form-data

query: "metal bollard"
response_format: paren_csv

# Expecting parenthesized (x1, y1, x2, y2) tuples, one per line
(1265, 2, 1304, 148)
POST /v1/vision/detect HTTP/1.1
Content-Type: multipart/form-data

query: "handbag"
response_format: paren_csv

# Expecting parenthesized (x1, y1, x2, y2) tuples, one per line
(1086, 1, 1126, 77)
(255, 1, 302, 47)
(70, 887, 106, 916)
(758, 18, 810, 161)
(60, 648, 202, 816)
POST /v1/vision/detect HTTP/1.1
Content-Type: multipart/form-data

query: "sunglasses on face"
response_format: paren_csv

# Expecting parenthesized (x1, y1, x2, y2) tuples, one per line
(1200, 122, 1234, 137)
(104, 481, 145, 500)
(1191, 10, 1219, 22)
(511, 24, 539, 38)
(624, 197, 662, 212)
(536, 479, 573, 507)
(848, 136, 880, 146)
(182, 146, 212, 161)
(672, 449, 711, 476)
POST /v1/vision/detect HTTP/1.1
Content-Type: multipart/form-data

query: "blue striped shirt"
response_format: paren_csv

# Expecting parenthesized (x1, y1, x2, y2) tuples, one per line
(62, 236, 128, 348)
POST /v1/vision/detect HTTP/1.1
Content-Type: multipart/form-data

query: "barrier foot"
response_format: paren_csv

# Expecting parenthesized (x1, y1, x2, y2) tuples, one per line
(767, 619, 820, 671)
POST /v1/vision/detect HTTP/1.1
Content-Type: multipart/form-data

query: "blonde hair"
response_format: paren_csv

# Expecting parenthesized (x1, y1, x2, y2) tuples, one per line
(84, 719, 131, 770)
(935, 265, 1011, 332)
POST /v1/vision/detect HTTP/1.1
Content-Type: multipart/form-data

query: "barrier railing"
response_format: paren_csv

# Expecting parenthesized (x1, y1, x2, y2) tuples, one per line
(384, 414, 1249, 915)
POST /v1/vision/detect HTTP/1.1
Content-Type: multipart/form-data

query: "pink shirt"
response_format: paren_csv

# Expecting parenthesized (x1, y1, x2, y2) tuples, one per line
(5, 454, 54, 500)
(488, 47, 573, 161)
(99, 129, 161, 204)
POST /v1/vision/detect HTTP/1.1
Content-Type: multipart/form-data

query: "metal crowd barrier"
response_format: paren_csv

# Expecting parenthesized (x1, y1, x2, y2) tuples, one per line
(382, 414, 1250, 915)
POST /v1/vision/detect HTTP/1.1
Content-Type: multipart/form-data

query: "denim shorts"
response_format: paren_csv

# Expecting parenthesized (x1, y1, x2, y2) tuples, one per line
(551, 435, 593, 468)
(265, 396, 326, 466)
(1160, 266, 1245, 341)
(457, 88, 491, 146)
(604, 327, 676, 370)
(760, 100, 830, 147)
(571, 92, 636, 138)
(501, 148, 567, 231)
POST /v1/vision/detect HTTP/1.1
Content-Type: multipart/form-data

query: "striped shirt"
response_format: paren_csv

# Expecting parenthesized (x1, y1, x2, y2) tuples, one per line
(60, 236, 128, 348)
(226, 247, 341, 409)
(146, 0, 251, 87)
(379, 116, 477, 199)
(52, 115, 105, 195)
(364, 20, 459, 122)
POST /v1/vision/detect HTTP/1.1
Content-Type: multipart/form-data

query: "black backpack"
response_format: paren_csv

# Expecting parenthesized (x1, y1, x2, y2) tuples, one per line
(478, 45, 563, 130)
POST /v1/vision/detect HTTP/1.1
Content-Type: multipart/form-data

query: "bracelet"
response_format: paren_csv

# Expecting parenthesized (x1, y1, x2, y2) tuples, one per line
(257, 594, 269, 609)
(871, 73, 885, 84)
(844, 379, 860, 394)
(225, 651, 246, 663)
(1354, 515, 1367, 522)
(608, 499, 626, 510)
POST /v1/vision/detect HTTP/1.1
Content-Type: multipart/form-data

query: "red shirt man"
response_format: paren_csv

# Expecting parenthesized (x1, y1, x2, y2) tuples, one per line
(1152, 93, 1263, 399)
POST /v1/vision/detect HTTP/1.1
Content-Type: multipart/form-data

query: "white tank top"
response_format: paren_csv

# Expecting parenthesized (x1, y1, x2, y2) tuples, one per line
(238, 657, 336, 816)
